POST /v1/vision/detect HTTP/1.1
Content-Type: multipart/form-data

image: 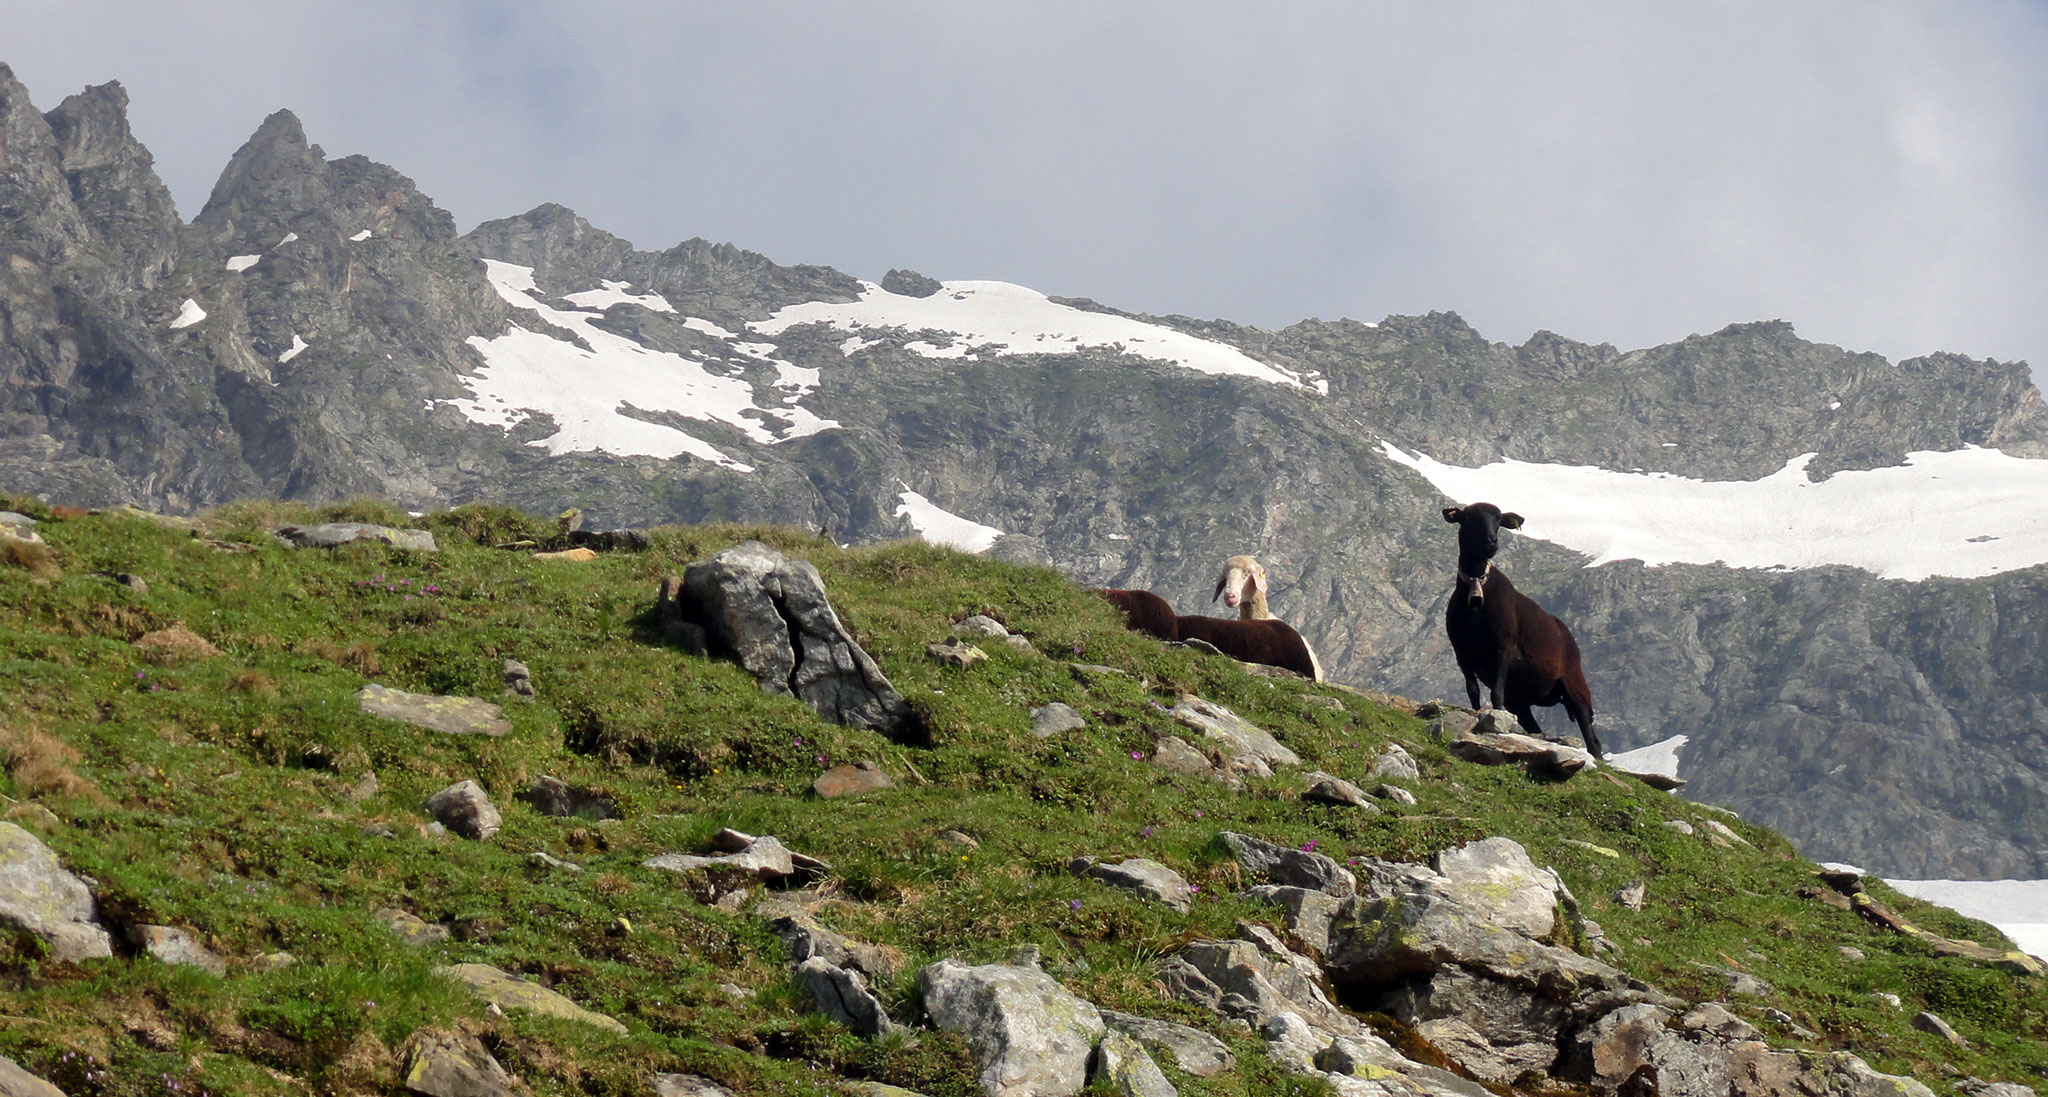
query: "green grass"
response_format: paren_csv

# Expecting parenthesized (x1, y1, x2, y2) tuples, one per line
(0, 496, 2044, 1095)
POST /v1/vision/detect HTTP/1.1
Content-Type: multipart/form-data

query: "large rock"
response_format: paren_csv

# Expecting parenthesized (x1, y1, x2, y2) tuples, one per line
(0, 1055, 66, 1097)
(1218, 832, 1356, 897)
(1245, 885, 1346, 956)
(668, 543, 917, 739)
(358, 684, 512, 737)
(403, 1029, 519, 1097)
(1099, 1010, 1234, 1077)
(1085, 858, 1193, 912)
(0, 822, 112, 961)
(1431, 837, 1559, 938)
(1089, 1030, 1175, 1097)
(133, 924, 226, 975)
(797, 957, 896, 1037)
(276, 523, 437, 551)
(1161, 925, 1353, 1038)
(435, 962, 628, 1034)
(1570, 1003, 1938, 1097)
(1171, 697, 1299, 770)
(646, 834, 798, 883)
(424, 781, 501, 840)
(919, 959, 1105, 1097)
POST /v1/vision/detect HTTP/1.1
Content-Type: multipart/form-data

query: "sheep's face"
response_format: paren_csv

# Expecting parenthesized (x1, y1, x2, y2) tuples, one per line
(1213, 556, 1265, 608)
(1442, 503, 1523, 565)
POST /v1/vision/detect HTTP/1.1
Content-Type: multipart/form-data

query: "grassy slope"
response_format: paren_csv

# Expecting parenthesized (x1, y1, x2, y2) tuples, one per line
(0, 498, 2042, 1097)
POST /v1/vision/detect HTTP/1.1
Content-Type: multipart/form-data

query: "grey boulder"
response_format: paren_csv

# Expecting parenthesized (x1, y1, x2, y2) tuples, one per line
(0, 821, 112, 961)
(919, 959, 1105, 1097)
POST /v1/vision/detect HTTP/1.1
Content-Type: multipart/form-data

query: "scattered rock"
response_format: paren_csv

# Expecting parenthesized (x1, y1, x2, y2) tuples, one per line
(532, 547, 598, 562)
(1089, 1029, 1176, 1097)
(0, 821, 113, 961)
(1003, 634, 1037, 656)
(424, 781, 501, 840)
(346, 772, 380, 803)
(815, 760, 895, 798)
(668, 543, 919, 738)
(928, 639, 988, 668)
(1678, 1002, 1761, 1040)
(111, 572, 148, 594)
(1372, 784, 1417, 805)
(1616, 881, 1646, 910)
(1762, 1007, 1819, 1040)
(1836, 946, 1866, 962)
(1913, 1010, 1966, 1045)
(1370, 743, 1421, 781)
(710, 828, 830, 874)
(1162, 927, 1353, 1037)
(402, 1029, 518, 1097)
(255, 951, 298, 971)
(276, 523, 437, 552)
(358, 684, 512, 737)
(1702, 819, 1751, 847)
(1086, 858, 1194, 912)
(919, 959, 1105, 1097)
(1099, 1010, 1235, 1077)
(1301, 771, 1376, 809)
(132, 924, 226, 975)
(1692, 963, 1772, 998)
(1564, 839, 1620, 858)
(529, 851, 581, 872)
(435, 962, 628, 1033)
(1172, 697, 1299, 770)
(766, 911, 901, 981)
(377, 907, 451, 946)
(1149, 736, 1218, 779)
(518, 775, 619, 819)
(1663, 819, 1695, 835)
(647, 834, 819, 884)
(1030, 703, 1086, 738)
(956, 614, 1009, 638)
(502, 659, 534, 697)
(1245, 885, 1346, 956)
(1958, 1079, 2038, 1097)
(935, 829, 981, 850)
(1440, 722, 1595, 780)
(1219, 832, 1355, 898)
(797, 957, 897, 1037)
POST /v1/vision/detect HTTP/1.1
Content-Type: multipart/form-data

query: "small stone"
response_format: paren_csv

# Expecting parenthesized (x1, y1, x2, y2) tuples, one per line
(403, 1029, 518, 1097)
(345, 771, 380, 803)
(1663, 819, 1695, 835)
(377, 907, 451, 946)
(502, 659, 535, 697)
(529, 851, 582, 872)
(134, 925, 227, 975)
(435, 962, 628, 1033)
(1090, 1028, 1177, 1097)
(814, 760, 895, 798)
(1300, 694, 1346, 712)
(1372, 784, 1417, 805)
(1031, 702, 1087, 737)
(1913, 1010, 1967, 1045)
(1616, 881, 1646, 910)
(796, 957, 897, 1037)
(358, 684, 512, 737)
(1703, 819, 1751, 847)
(1087, 858, 1195, 912)
(1003, 634, 1037, 655)
(935, 829, 980, 849)
(1150, 736, 1218, 778)
(116, 572, 149, 594)
(1836, 946, 1866, 962)
(927, 639, 987, 668)
(649, 1074, 734, 1097)
(719, 982, 754, 1000)
(1763, 1007, 1819, 1040)
(955, 614, 1009, 638)
(518, 775, 619, 819)
(255, 951, 298, 971)
(1875, 992, 1902, 1009)
(424, 780, 501, 841)
(1565, 838, 1621, 858)
(1301, 771, 1377, 809)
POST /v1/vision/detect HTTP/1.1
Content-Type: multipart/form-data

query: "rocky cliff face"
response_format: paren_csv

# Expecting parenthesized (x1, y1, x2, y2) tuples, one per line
(0, 63, 2042, 877)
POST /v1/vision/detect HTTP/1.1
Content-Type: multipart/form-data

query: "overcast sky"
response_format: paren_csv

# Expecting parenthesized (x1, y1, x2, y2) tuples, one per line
(7, 2, 2046, 377)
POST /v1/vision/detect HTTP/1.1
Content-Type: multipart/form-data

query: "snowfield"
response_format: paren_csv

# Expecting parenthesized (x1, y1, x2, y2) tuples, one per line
(1886, 879, 2048, 960)
(1381, 441, 2048, 580)
(752, 279, 1315, 389)
(448, 261, 839, 470)
(895, 485, 1004, 554)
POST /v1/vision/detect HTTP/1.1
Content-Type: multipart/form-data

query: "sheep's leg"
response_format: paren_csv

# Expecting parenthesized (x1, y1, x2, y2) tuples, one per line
(1510, 705, 1543, 736)
(1562, 695, 1602, 758)
(1462, 668, 1483, 710)
(1489, 663, 1510, 711)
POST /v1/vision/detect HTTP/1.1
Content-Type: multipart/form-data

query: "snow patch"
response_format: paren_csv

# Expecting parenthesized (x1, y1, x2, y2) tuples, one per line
(562, 280, 676, 314)
(1380, 440, 2048, 581)
(349, 229, 372, 242)
(683, 317, 740, 340)
(168, 299, 206, 329)
(895, 484, 1004, 554)
(449, 260, 839, 470)
(1607, 735, 1686, 781)
(753, 279, 1305, 387)
(1885, 879, 2048, 959)
(278, 334, 309, 364)
(225, 254, 261, 273)
(839, 335, 882, 356)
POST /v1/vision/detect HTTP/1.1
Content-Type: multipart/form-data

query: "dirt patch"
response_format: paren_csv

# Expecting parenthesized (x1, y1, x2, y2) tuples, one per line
(136, 625, 222, 664)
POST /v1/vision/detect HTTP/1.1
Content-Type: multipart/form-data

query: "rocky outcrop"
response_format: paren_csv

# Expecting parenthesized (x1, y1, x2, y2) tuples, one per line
(919, 960, 1105, 1097)
(665, 542, 918, 739)
(0, 822, 112, 961)
(434, 962, 628, 1033)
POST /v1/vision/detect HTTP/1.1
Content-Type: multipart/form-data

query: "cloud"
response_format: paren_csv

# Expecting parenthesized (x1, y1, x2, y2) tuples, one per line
(5, 1, 2045, 376)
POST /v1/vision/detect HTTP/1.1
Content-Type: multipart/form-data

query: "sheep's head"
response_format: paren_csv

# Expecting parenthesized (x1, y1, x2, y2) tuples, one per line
(1442, 503, 1522, 569)
(1213, 555, 1266, 609)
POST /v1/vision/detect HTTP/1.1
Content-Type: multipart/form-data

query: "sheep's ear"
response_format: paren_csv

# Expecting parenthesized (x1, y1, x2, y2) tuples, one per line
(1442, 507, 1464, 523)
(1500, 512, 1525, 529)
(1211, 572, 1228, 602)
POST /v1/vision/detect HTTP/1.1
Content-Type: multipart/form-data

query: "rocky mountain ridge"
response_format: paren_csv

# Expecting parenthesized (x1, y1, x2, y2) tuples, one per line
(1, 62, 2045, 877)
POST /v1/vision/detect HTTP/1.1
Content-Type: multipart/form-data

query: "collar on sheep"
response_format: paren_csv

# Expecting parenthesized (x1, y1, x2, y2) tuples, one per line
(1456, 562, 1493, 601)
